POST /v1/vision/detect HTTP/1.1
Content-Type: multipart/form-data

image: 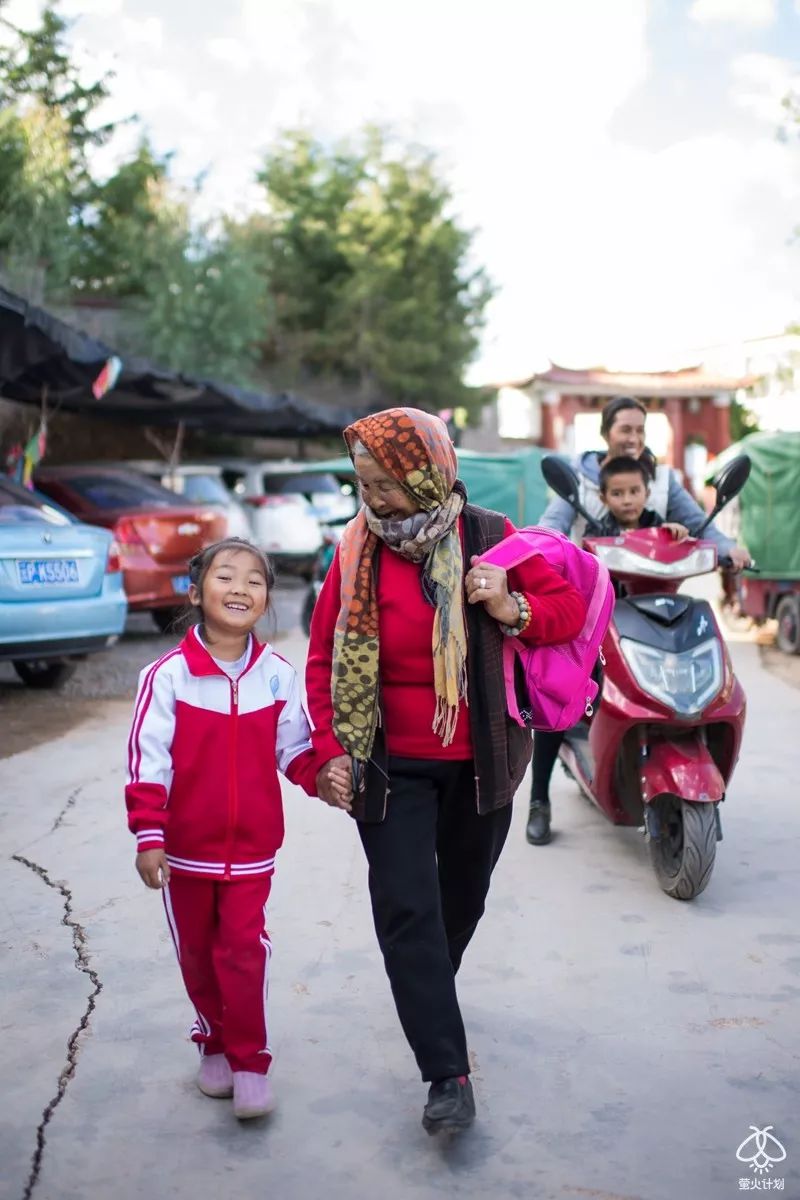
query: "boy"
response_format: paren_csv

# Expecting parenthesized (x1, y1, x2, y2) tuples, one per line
(598, 456, 689, 538)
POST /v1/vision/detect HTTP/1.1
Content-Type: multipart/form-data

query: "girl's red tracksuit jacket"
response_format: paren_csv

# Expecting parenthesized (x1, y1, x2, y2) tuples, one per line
(125, 626, 319, 1074)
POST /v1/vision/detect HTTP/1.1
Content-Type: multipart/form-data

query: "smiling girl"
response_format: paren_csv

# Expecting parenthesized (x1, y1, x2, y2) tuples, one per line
(125, 538, 349, 1119)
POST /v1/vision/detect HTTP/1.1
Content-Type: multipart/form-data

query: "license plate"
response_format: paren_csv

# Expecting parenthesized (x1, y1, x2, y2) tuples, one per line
(172, 575, 191, 594)
(17, 559, 80, 585)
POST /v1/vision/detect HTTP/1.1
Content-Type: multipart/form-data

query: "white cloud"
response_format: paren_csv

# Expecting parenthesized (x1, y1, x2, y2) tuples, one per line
(0, 0, 44, 35)
(689, 0, 776, 26)
(121, 15, 163, 52)
(60, 0, 124, 15)
(205, 37, 245, 66)
(730, 53, 799, 122)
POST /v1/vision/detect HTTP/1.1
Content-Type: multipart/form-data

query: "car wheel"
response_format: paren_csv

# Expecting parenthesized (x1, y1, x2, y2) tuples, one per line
(775, 594, 800, 655)
(12, 659, 78, 689)
(152, 607, 183, 634)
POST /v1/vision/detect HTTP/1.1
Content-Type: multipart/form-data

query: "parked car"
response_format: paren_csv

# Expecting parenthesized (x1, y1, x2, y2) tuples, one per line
(214, 461, 324, 578)
(258, 463, 357, 523)
(0, 478, 127, 687)
(122, 461, 251, 540)
(33, 465, 226, 631)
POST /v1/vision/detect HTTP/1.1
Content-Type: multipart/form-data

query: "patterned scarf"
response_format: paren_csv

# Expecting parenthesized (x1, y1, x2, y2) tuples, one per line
(332, 407, 467, 761)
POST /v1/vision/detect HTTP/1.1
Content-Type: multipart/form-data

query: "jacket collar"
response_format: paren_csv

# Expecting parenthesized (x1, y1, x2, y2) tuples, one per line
(180, 624, 268, 678)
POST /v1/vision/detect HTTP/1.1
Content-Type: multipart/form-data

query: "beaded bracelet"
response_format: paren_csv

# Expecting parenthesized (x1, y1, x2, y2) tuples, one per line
(500, 591, 532, 637)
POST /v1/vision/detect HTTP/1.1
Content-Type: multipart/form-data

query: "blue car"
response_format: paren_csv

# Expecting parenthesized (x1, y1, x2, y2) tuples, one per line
(0, 478, 127, 688)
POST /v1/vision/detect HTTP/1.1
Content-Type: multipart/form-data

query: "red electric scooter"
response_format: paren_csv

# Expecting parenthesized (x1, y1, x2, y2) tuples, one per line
(541, 455, 752, 900)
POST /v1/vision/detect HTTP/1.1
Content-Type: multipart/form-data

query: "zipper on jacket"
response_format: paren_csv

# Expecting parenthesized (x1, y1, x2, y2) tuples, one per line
(224, 677, 239, 880)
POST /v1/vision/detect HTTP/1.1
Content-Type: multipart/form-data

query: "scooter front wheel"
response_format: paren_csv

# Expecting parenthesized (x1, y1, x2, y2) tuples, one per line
(647, 796, 717, 901)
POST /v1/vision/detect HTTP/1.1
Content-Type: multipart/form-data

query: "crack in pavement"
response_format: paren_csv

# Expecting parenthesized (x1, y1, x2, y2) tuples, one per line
(11, 854, 102, 1200)
(50, 786, 83, 833)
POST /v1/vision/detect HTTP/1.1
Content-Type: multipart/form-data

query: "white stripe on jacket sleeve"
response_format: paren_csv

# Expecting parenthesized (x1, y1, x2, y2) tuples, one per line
(274, 666, 313, 776)
(125, 655, 178, 838)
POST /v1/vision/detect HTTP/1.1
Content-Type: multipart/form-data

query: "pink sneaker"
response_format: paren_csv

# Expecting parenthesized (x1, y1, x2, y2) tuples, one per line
(196, 1054, 233, 1098)
(232, 1071, 276, 1119)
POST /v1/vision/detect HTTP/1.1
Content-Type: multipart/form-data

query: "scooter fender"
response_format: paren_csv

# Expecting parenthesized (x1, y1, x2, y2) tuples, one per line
(639, 738, 725, 805)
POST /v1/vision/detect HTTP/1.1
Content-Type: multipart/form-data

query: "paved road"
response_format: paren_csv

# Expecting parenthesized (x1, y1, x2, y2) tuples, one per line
(0, 581, 307, 759)
(1, 629, 798, 1200)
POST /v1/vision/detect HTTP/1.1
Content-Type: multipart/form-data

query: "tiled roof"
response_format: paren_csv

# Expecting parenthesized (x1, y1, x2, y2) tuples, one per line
(499, 361, 755, 396)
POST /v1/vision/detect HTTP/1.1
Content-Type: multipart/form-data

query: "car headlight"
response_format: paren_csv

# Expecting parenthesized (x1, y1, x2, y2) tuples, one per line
(619, 636, 723, 716)
(594, 543, 717, 578)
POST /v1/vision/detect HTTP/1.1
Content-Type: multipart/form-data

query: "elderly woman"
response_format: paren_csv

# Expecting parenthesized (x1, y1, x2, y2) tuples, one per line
(306, 407, 586, 1135)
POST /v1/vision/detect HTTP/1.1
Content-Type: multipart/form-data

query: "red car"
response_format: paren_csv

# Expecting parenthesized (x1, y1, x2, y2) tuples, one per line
(34, 465, 227, 630)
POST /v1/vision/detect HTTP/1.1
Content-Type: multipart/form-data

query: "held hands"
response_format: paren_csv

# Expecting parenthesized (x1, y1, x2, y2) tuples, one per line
(465, 556, 519, 626)
(136, 849, 170, 889)
(316, 755, 353, 813)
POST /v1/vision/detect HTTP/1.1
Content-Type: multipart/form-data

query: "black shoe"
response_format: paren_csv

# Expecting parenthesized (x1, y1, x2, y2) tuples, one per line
(526, 800, 552, 845)
(422, 1076, 476, 1135)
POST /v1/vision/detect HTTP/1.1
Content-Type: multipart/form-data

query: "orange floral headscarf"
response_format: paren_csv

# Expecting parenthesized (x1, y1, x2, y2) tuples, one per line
(332, 408, 467, 762)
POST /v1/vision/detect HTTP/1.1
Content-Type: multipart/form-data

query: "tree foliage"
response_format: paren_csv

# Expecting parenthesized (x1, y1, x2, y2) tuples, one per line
(0, 3, 114, 291)
(0, 4, 114, 192)
(0, 9, 492, 407)
(255, 129, 492, 411)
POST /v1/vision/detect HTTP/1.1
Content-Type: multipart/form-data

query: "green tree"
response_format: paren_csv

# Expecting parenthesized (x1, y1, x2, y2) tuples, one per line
(74, 141, 172, 296)
(255, 128, 492, 412)
(0, 4, 114, 191)
(0, 101, 74, 292)
(0, 3, 118, 295)
(71, 140, 271, 381)
(141, 218, 272, 382)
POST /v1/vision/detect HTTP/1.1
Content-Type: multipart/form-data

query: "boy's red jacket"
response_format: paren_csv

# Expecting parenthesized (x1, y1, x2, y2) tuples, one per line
(125, 627, 317, 880)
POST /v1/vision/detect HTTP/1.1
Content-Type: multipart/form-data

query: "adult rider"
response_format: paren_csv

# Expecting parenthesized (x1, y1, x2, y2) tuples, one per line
(526, 394, 751, 847)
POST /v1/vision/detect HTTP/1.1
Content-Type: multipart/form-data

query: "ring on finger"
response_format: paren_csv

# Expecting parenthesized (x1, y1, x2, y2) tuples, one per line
(479, 576, 487, 589)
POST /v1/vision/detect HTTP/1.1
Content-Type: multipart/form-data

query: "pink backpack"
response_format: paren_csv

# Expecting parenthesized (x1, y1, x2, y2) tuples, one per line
(481, 527, 615, 731)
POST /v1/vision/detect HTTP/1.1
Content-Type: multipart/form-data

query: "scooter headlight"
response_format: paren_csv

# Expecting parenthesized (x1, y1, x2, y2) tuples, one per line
(619, 636, 723, 716)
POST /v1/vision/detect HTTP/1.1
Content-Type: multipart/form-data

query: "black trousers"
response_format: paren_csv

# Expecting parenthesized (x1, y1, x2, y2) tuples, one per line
(357, 757, 513, 1082)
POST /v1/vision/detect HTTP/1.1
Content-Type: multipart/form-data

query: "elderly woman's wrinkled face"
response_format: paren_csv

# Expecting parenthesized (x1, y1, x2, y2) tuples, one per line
(354, 452, 420, 519)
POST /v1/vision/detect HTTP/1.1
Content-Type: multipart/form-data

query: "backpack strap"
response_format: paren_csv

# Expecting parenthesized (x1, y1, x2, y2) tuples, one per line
(481, 529, 542, 571)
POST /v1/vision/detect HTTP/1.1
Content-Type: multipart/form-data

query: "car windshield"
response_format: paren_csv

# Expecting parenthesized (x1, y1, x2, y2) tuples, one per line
(63, 474, 186, 510)
(0, 482, 72, 526)
(175, 474, 229, 505)
(261, 471, 342, 495)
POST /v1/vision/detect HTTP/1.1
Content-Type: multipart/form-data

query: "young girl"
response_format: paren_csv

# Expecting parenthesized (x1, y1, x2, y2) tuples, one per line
(125, 537, 349, 1119)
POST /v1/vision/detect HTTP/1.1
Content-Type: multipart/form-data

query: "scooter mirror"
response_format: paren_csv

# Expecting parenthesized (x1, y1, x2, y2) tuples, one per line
(541, 455, 582, 505)
(711, 454, 751, 508)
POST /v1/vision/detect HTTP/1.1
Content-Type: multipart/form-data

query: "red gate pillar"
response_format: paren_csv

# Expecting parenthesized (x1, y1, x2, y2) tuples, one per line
(711, 393, 732, 454)
(664, 396, 685, 473)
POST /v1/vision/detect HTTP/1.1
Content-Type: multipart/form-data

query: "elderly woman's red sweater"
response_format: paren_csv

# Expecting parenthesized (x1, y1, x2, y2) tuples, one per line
(306, 516, 587, 764)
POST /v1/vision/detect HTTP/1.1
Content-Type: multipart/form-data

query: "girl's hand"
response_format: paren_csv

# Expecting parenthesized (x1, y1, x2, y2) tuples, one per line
(136, 849, 170, 889)
(466, 556, 519, 626)
(664, 522, 689, 541)
(317, 756, 353, 813)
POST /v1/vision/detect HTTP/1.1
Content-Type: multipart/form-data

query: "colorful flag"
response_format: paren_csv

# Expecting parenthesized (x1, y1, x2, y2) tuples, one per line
(5, 442, 24, 484)
(92, 355, 122, 400)
(22, 424, 47, 489)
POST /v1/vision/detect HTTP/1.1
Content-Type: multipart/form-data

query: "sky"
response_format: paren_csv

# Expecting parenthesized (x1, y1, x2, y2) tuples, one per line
(4, 0, 800, 382)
